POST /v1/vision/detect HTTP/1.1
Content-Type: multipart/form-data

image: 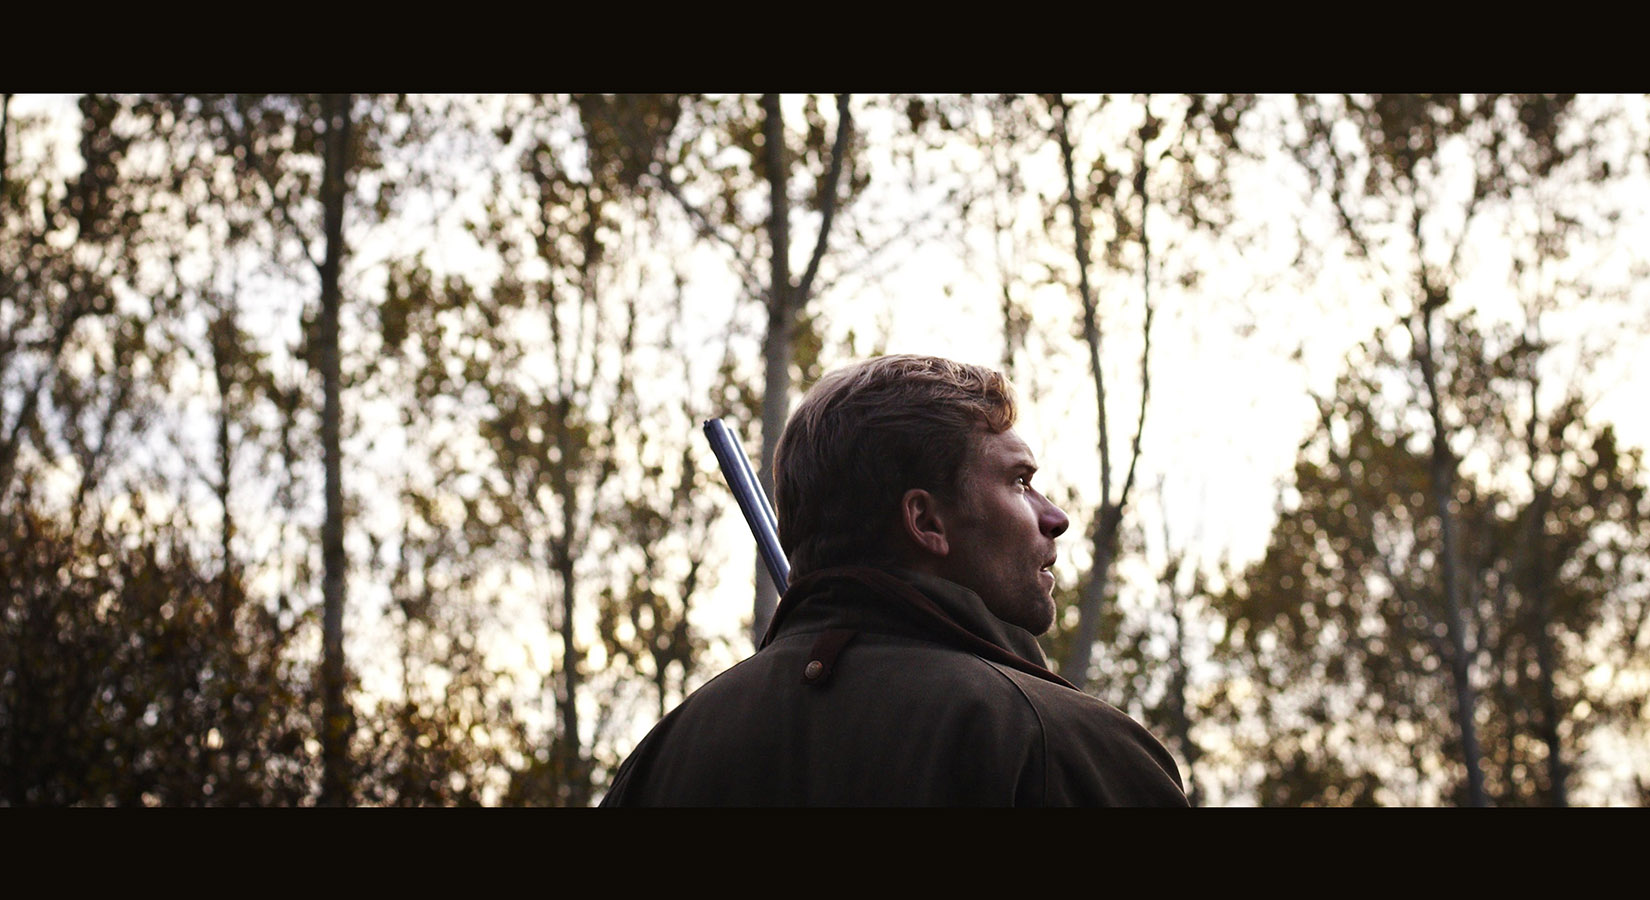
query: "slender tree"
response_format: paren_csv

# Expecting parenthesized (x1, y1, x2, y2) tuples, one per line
(391, 93, 712, 804)
(1048, 93, 1153, 687)
(1214, 318, 1649, 804)
(1036, 94, 1248, 689)
(1287, 93, 1604, 804)
(752, 93, 852, 642)
(641, 94, 854, 645)
(315, 92, 353, 806)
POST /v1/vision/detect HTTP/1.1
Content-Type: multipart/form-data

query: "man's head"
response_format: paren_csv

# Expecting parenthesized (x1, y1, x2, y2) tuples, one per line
(773, 355, 1069, 633)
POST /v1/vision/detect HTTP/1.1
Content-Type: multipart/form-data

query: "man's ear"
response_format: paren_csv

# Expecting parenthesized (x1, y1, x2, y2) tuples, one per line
(899, 488, 950, 558)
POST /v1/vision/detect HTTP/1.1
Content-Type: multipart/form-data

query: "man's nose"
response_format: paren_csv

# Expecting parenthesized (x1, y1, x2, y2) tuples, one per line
(1039, 494, 1069, 538)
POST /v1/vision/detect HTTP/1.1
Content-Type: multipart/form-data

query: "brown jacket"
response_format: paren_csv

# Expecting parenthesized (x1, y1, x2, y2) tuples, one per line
(600, 566, 1188, 806)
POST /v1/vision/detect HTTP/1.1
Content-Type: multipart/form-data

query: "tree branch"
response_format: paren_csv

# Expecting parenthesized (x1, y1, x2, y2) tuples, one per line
(647, 163, 765, 301)
(793, 93, 852, 305)
(1052, 94, 1112, 500)
(1117, 102, 1158, 520)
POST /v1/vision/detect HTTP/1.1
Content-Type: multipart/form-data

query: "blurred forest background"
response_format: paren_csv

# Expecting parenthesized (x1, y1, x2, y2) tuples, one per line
(3, 93, 1647, 806)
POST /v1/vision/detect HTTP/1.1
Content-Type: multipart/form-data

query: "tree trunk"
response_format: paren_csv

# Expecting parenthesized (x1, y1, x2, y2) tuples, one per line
(1051, 94, 1109, 686)
(754, 92, 790, 646)
(1, 93, 9, 208)
(1053, 96, 1152, 689)
(1529, 524, 1568, 806)
(1415, 301, 1487, 807)
(0, 92, 9, 462)
(554, 531, 587, 806)
(1523, 363, 1568, 806)
(212, 303, 239, 635)
(317, 92, 352, 807)
(549, 394, 590, 806)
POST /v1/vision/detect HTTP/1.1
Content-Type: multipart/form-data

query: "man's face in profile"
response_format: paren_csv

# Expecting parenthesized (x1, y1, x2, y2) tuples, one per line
(933, 428, 1070, 634)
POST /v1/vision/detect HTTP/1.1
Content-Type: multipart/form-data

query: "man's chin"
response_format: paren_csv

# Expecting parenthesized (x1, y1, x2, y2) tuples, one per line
(1034, 573, 1058, 631)
(1026, 604, 1056, 636)
(1012, 594, 1057, 636)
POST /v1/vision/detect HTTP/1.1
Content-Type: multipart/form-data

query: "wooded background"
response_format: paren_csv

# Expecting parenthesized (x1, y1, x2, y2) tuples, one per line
(3, 93, 1646, 806)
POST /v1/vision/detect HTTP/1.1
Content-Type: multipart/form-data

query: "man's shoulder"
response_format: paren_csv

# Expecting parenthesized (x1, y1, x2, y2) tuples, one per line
(983, 660, 1189, 806)
(707, 627, 1050, 716)
(602, 632, 1045, 805)
(603, 632, 1186, 806)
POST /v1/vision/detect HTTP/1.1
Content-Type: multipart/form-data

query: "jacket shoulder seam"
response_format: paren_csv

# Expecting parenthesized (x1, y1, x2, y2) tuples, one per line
(981, 658, 1050, 805)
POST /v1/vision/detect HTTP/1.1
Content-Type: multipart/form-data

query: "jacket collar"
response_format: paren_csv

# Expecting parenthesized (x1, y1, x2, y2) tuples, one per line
(887, 567, 1053, 670)
(763, 565, 1076, 691)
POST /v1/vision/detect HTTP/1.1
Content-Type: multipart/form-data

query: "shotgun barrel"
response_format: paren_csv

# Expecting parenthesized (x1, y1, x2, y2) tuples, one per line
(703, 418, 790, 592)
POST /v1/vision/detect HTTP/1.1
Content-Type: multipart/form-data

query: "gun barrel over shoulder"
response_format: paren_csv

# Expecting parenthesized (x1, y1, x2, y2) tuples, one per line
(703, 418, 790, 592)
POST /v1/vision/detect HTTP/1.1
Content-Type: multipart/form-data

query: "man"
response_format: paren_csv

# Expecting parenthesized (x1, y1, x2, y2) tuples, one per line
(601, 355, 1187, 806)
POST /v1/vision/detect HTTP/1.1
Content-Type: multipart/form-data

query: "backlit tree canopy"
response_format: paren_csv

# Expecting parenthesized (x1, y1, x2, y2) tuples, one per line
(2, 93, 1646, 805)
